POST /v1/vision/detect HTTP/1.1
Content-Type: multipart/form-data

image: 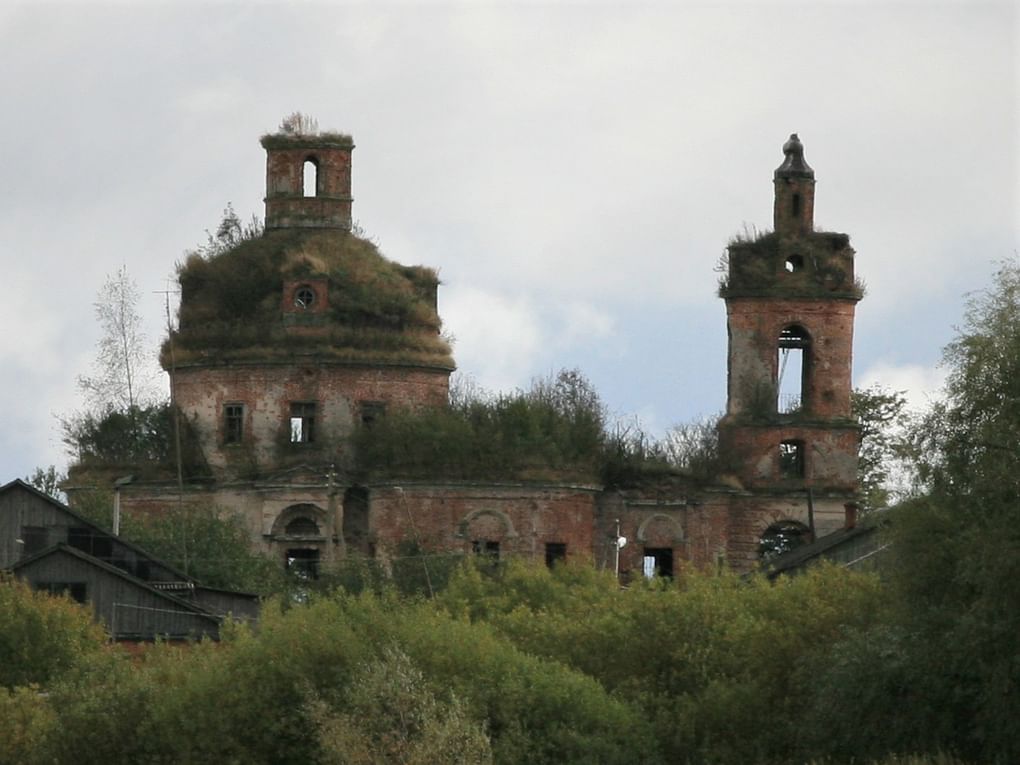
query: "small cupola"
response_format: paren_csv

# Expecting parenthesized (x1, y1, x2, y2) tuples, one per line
(773, 133, 815, 237)
(261, 113, 355, 231)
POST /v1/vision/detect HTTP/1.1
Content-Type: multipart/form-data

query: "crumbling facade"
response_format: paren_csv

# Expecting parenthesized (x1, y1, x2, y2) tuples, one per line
(102, 129, 861, 578)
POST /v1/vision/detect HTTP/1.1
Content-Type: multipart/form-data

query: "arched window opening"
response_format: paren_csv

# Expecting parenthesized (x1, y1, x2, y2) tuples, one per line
(791, 192, 802, 218)
(294, 285, 316, 309)
(285, 517, 321, 537)
(779, 439, 806, 478)
(758, 520, 810, 561)
(784, 254, 804, 273)
(778, 324, 810, 413)
(303, 158, 318, 197)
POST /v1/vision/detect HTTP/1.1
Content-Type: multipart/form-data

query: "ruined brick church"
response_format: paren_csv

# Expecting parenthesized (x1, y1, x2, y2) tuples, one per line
(112, 128, 862, 578)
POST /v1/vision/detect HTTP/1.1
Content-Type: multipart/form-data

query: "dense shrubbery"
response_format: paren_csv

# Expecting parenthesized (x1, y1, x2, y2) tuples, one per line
(354, 369, 719, 486)
(62, 402, 210, 480)
(354, 369, 611, 482)
(0, 561, 984, 765)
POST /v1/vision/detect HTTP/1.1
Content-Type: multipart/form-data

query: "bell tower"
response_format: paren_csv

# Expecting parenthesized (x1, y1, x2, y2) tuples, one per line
(261, 131, 354, 230)
(717, 134, 862, 504)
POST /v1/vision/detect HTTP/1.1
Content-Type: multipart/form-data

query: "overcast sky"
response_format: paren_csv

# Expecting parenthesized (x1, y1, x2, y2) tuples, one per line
(1, 0, 1016, 481)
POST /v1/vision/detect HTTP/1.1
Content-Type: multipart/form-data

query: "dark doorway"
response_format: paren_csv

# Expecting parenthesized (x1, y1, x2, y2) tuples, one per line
(642, 547, 674, 579)
(285, 548, 320, 580)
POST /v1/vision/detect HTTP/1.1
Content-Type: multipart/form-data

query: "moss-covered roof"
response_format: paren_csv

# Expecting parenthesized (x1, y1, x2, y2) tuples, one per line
(259, 131, 354, 150)
(164, 229, 453, 369)
(719, 230, 864, 301)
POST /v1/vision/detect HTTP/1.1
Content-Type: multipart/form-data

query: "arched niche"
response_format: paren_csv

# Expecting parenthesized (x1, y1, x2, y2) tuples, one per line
(635, 513, 685, 545)
(271, 503, 328, 539)
(455, 508, 518, 541)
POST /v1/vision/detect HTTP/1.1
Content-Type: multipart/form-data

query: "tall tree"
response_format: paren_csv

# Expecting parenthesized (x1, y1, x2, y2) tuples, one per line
(851, 385, 910, 509)
(76, 266, 157, 413)
(886, 258, 1020, 760)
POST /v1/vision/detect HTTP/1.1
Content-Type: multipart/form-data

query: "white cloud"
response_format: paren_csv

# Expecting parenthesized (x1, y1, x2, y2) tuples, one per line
(857, 362, 948, 414)
(441, 285, 544, 394)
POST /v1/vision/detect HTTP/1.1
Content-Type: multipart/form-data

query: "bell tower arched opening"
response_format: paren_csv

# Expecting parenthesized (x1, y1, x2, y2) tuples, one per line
(778, 324, 811, 414)
(302, 157, 318, 197)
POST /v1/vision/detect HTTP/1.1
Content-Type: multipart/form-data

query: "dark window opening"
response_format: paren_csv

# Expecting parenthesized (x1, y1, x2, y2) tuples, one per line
(37, 582, 88, 604)
(792, 192, 801, 218)
(779, 440, 806, 478)
(286, 548, 320, 580)
(778, 324, 811, 413)
(68, 527, 113, 560)
(545, 542, 567, 568)
(20, 526, 47, 557)
(784, 254, 804, 273)
(294, 286, 316, 309)
(359, 400, 386, 427)
(285, 517, 321, 537)
(759, 520, 810, 561)
(224, 404, 244, 444)
(290, 402, 316, 444)
(472, 540, 500, 559)
(303, 158, 318, 197)
(642, 547, 674, 579)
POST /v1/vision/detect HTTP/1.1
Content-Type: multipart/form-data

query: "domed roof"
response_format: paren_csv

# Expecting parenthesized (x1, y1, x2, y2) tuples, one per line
(165, 228, 453, 370)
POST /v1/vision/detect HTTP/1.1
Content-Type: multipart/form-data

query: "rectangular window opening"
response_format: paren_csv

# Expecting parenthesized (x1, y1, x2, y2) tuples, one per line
(224, 403, 244, 444)
(642, 547, 674, 579)
(286, 548, 320, 580)
(290, 402, 317, 444)
(38, 582, 88, 604)
(359, 400, 386, 427)
(545, 542, 567, 568)
(20, 526, 48, 557)
(779, 440, 806, 478)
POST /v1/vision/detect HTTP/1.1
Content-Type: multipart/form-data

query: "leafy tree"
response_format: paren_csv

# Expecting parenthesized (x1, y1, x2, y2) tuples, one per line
(0, 579, 106, 689)
(120, 504, 284, 593)
(24, 465, 65, 501)
(852, 385, 910, 509)
(307, 647, 492, 765)
(808, 260, 1020, 763)
(76, 266, 157, 414)
(661, 413, 722, 478)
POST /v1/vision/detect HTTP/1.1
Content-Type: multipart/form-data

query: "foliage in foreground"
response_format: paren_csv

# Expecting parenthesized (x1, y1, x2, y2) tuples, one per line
(0, 553, 1005, 765)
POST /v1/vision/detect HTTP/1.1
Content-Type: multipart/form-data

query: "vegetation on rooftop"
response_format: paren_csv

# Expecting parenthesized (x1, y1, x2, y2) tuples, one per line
(718, 228, 865, 300)
(259, 110, 354, 149)
(354, 370, 721, 487)
(166, 221, 453, 369)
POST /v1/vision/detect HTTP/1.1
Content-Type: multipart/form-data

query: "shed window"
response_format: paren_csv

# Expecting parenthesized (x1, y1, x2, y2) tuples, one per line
(20, 526, 47, 557)
(38, 582, 88, 604)
(68, 527, 113, 560)
(290, 402, 316, 443)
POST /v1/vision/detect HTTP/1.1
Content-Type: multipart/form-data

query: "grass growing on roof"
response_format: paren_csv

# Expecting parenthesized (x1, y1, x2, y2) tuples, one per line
(166, 229, 452, 368)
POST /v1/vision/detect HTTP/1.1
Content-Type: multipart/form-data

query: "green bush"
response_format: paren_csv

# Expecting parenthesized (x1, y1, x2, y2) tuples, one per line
(0, 578, 106, 690)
